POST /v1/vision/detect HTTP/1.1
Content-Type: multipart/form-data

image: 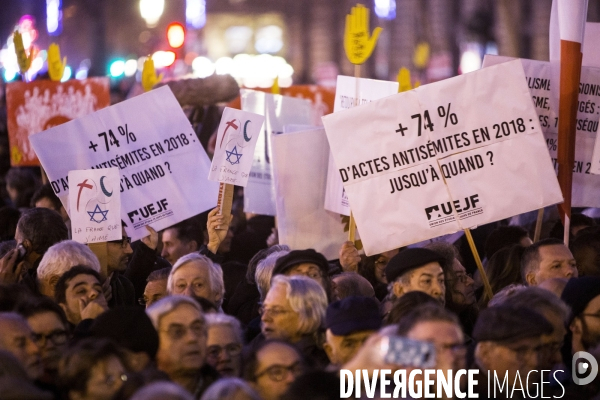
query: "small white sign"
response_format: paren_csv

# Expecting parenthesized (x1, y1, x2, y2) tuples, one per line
(209, 107, 265, 187)
(68, 168, 121, 244)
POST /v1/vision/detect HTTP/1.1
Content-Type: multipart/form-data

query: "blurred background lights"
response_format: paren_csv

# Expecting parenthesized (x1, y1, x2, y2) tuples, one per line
(60, 65, 71, 82)
(186, 0, 206, 29)
(139, 0, 164, 28)
(254, 25, 283, 54)
(151, 50, 176, 68)
(374, 0, 396, 20)
(109, 59, 125, 77)
(167, 22, 185, 48)
(192, 56, 214, 78)
(215, 57, 233, 75)
(46, 0, 62, 35)
(124, 59, 138, 76)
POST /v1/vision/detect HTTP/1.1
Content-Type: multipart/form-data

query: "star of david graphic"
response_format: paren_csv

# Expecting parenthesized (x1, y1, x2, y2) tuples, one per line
(88, 204, 109, 223)
(226, 145, 242, 165)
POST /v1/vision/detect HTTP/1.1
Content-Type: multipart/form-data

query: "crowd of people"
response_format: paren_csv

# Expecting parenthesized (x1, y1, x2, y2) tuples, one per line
(1, 165, 600, 399)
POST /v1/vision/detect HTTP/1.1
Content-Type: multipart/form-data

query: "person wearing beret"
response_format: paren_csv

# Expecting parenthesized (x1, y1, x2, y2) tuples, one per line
(384, 248, 446, 305)
(323, 296, 381, 368)
(473, 306, 553, 396)
(272, 249, 331, 299)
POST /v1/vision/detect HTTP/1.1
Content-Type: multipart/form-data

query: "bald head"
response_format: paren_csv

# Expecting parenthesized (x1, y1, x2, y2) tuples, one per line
(331, 272, 375, 301)
(0, 313, 42, 380)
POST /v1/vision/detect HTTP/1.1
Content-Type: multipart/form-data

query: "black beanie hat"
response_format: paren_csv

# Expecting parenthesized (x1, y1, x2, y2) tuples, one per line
(273, 249, 329, 277)
(90, 306, 159, 360)
(385, 248, 445, 283)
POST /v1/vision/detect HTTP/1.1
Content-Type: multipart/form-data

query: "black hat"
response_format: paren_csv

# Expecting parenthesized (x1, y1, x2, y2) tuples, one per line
(273, 249, 329, 277)
(90, 306, 159, 359)
(325, 296, 381, 336)
(561, 277, 600, 323)
(473, 306, 553, 342)
(385, 248, 445, 283)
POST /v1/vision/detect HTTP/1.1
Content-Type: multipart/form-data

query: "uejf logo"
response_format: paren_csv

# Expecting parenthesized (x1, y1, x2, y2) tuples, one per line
(573, 351, 599, 385)
(424, 194, 482, 228)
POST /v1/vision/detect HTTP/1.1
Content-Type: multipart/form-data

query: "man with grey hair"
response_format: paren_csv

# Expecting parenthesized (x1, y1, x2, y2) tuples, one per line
(146, 295, 218, 396)
(260, 275, 329, 368)
(205, 313, 243, 377)
(489, 285, 570, 370)
(0, 312, 42, 380)
(36, 240, 101, 298)
(255, 250, 289, 302)
(167, 253, 225, 309)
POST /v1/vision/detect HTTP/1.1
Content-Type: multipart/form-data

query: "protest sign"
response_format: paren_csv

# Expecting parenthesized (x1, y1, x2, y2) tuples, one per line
(483, 55, 600, 207)
(6, 78, 110, 166)
(68, 168, 121, 244)
(30, 85, 219, 241)
(208, 107, 265, 187)
(241, 90, 313, 215)
(324, 76, 399, 216)
(272, 127, 347, 260)
(322, 60, 562, 256)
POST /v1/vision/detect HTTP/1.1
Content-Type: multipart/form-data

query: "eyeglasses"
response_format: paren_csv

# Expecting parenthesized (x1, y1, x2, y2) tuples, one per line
(255, 362, 303, 382)
(108, 236, 131, 248)
(581, 312, 600, 319)
(206, 343, 242, 359)
(258, 306, 291, 318)
(100, 372, 128, 388)
(32, 330, 68, 346)
(160, 321, 206, 340)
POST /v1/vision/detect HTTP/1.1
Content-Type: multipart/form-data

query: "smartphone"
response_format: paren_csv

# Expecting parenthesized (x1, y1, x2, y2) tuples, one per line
(14, 244, 26, 265)
(380, 335, 436, 369)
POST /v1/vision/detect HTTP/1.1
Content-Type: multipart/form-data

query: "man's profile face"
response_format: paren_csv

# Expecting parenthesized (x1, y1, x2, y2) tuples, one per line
(143, 278, 168, 309)
(61, 273, 105, 324)
(573, 294, 600, 352)
(0, 317, 42, 380)
(286, 263, 326, 289)
(532, 244, 578, 285)
(325, 329, 374, 366)
(156, 303, 207, 376)
(161, 228, 197, 265)
(106, 228, 133, 273)
(254, 342, 303, 400)
(479, 336, 543, 387)
(394, 262, 446, 304)
(261, 283, 301, 343)
(407, 320, 465, 371)
(27, 311, 68, 374)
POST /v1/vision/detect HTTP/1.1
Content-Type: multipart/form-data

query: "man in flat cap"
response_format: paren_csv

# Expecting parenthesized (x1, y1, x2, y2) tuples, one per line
(272, 249, 330, 294)
(560, 278, 600, 400)
(473, 306, 553, 396)
(385, 248, 446, 305)
(323, 296, 381, 368)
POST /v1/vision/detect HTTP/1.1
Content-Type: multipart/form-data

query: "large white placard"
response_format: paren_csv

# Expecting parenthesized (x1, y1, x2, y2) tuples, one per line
(208, 107, 265, 187)
(69, 168, 121, 244)
(483, 55, 600, 207)
(324, 76, 399, 216)
(30, 86, 219, 241)
(272, 126, 347, 260)
(322, 60, 563, 256)
(241, 90, 313, 216)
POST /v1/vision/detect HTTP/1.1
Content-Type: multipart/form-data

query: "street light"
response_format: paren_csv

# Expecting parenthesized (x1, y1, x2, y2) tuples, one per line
(140, 0, 164, 28)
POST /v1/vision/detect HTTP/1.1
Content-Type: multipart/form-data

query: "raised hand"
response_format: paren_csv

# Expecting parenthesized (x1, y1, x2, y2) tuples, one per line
(48, 43, 66, 82)
(344, 4, 382, 65)
(13, 30, 35, 74)
(141, 56, 163, 92)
